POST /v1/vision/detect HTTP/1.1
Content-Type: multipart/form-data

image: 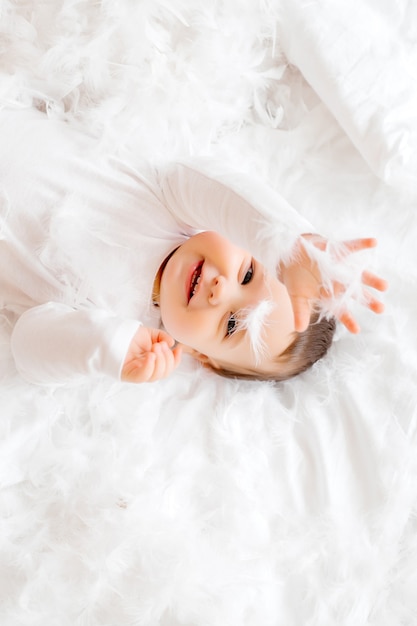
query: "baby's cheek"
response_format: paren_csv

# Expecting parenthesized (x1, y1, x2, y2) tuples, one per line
(160, 308, 187, 344)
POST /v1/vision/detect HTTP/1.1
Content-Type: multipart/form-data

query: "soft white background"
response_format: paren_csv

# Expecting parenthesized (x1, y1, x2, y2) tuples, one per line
(0, 0, 416, 624)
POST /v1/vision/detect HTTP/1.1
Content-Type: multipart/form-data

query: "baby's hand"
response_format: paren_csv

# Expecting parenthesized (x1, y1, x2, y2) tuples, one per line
(280, 235, 388, 333)
(121, 326, 182, 383)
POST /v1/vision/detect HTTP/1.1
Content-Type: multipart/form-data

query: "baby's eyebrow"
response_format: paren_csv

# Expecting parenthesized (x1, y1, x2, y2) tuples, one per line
(235, 299, 275, 365)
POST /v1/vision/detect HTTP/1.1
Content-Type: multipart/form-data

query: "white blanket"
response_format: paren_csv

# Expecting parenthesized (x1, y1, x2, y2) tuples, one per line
(1, 1, 416, 624)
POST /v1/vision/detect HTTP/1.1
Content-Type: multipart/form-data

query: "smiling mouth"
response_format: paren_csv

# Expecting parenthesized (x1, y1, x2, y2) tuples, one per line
(188, 261, 203, 301)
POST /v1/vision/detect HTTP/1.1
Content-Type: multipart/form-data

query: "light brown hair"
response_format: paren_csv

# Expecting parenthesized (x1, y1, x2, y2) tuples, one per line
(213, 312, 336, 382)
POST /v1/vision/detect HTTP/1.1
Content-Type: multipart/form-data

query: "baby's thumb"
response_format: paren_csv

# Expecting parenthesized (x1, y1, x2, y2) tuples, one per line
(291, 296, 311, 333)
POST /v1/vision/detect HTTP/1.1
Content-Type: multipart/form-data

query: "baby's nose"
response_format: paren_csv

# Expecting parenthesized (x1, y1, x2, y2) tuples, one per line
(208, 276, 226, 305)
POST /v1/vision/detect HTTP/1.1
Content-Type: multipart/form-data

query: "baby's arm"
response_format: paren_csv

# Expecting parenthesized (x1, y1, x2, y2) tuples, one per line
(156, 161, 313, 273)
(11, 302, 179, 385)
(156, 162, 387, 329)
(156, 163, 389, 331)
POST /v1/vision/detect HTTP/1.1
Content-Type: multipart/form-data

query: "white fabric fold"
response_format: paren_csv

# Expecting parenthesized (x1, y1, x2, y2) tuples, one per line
(280, 0, 417, 194)
(11, 303, 141, 384)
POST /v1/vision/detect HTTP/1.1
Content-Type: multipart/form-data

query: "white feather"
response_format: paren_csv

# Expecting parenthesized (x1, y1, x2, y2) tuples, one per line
(235, 299, 275, 365)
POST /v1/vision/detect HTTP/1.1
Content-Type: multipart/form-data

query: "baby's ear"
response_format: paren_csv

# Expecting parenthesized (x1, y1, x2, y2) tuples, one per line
(189, 349, 210, 364)
(185, 348, 220, 369)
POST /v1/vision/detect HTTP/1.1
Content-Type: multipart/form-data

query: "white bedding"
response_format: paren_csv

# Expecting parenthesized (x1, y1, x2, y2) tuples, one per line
(0, 1, 416, 624)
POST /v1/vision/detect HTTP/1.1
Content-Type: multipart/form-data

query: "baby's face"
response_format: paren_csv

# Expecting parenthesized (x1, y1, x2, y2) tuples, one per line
(157, 231, 296, 375)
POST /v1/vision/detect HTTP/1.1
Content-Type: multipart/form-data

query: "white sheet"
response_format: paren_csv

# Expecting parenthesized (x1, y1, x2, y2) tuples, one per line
(0, 1, 416, 624)
(279, 0, 417, 194)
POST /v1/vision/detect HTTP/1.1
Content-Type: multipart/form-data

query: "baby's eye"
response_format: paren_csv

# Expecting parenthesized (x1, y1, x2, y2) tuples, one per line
(242, 263, 254, 285)
(226, 314, 237, 337)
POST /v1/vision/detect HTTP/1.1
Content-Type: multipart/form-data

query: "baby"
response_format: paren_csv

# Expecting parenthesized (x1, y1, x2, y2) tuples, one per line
(1, 108, 386, 385)
(123, 231, 386, 383)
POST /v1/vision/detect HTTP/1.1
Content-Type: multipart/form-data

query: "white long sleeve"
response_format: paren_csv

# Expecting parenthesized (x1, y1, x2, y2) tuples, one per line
(155, 161, 313, 273)
(11, 303, 141, 385)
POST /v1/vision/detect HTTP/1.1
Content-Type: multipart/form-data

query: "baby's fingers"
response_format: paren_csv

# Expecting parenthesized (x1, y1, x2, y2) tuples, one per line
(291, 295, 313, 333)
(151, 328, 176, 348)
(362, 270, 388, 292)
(362, 288, 385, 314)
(122, 343, 182, 383)
(122, 351, 157, 383)
(338, 310, 361, 334)
(304, 236, 377, 256)
(360, 272, 388, 314)
(342, 237, 377, 254)
(148, 341, 182, 382)
(326, 237, 378, 262)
